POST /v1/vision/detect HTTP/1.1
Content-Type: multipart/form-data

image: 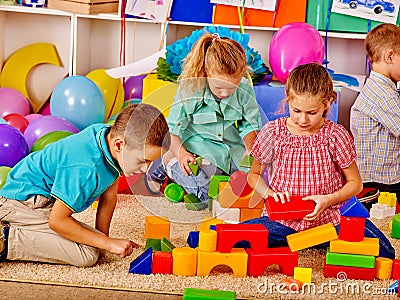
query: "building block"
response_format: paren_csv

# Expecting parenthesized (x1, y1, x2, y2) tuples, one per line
(240, 155, 254, 168)
(286, 223, 338, 252)
(188, 156, 202, 176)
(246, 247, 298, 277)
(187, 231, 199, 248)
(208, 175, 230, 199)
(391, 213, 400, 239)
(240, 208, 263, 222)
(378, 192, 397, 207)
(152, 251, 172, 275)
(144, 216, 170, 240)
(161, 237, 175, 252)
(339, 196, 370, 218)
(184, 193, 208, 211)
(172, 247, 198, 276)
(199, 229, 217, 252)
(212, 199, 241, 223)
(324, 262, 375, 280)
(145, 238, 161, 252)
(164, 183, 184, 203)
(293, 267, 312, 284)
(264, 196, 315, 220)
(216, 224, 269, 253)
(197, 248, 248, 277)
(375, 257, 393, 280)
(326, 247, 375, 268)
(393, 259, 400, 279)
(129, 247, 153, 275)
(229, 171, 253, 197)
(218, 182, 264, 209)
(329, 237, 379, 256)
(396, 201, 400, 214)
(183, 288, 236, 300)
(338, 216, 365, 242)
(370, 203, 396, 219)
(198, 217, 223, 231)
(388, 280, 398, 293)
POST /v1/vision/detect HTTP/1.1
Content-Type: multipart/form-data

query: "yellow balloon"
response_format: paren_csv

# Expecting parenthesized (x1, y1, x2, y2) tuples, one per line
(86, 69, 124, 121)
(0, 43, 63, 112)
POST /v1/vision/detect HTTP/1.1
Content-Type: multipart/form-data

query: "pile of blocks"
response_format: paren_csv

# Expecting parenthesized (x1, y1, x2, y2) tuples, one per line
(370, 192, 397, 219)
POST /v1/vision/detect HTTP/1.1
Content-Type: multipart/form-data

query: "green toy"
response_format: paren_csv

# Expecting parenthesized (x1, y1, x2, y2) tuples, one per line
(164, 183, 184, 203)
(189, 156, 202, 176)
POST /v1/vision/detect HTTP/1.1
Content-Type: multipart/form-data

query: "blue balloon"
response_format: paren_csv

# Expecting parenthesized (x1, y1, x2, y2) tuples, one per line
(50, 76, 106, 130)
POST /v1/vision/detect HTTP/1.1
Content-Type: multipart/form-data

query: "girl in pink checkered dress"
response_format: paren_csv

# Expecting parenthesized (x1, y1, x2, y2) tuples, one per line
(244, 63, 394, 258)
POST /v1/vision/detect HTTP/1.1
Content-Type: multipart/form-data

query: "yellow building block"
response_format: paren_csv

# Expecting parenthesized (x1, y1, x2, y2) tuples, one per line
(199, 230, 217, 252)
(144, 216, 170, 240)
(172, 247, 197, 276)
(142, 73, 177, 118)
(198, 217, 223, 231)
(294, 267, 312, 284)
(330, 238, 379, 256)
(374, 257, 393, 280)
(378, 192, 397, 207)
(287, 223, 338, 252)
(218, 182, 264, 209)
(197, 248, 248, 277)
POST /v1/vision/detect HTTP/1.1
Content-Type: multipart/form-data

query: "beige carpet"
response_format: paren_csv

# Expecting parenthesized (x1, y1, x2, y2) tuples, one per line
(0, 194, 398, 300)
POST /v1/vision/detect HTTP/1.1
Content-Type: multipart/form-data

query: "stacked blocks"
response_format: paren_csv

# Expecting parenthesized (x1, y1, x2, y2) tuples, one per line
(324, 197, 378, 280)
(370, 192, 397, 219)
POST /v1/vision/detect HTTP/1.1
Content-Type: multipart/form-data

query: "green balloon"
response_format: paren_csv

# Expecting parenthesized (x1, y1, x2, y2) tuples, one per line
(0, 166, 11, 189)
(30, 130, 74, 153)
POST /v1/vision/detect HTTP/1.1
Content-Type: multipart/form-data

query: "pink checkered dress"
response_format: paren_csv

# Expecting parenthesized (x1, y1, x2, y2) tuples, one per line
(251, 118, 356, 231)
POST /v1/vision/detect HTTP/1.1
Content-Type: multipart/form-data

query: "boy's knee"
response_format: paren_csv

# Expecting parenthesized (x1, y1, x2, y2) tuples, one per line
(73, 247, 100, 267)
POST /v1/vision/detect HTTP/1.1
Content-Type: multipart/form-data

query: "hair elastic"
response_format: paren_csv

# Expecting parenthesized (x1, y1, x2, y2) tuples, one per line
(212, 32, 220, 42)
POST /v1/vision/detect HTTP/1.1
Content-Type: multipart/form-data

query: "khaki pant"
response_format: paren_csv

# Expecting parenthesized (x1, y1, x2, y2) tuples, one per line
(0, 196, 100, 267)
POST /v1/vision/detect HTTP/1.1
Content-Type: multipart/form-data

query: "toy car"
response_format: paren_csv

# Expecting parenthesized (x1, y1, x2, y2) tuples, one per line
(339, 0, 395, 14)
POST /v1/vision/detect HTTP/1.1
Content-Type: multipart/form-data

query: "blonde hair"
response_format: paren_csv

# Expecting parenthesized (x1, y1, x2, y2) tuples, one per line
(285, 63, 336, 117)
(178, 32, 248, 92)
(365, 23, 400, 64)
(110, 104, 170, 150)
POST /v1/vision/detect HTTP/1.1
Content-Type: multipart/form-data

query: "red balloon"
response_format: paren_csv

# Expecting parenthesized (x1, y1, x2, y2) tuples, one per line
(229, 171, 253, 197)
(3, 113, 29, 133)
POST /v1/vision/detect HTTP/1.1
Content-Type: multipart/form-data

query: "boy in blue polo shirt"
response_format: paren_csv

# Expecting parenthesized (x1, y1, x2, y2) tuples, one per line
(0, 104, 170, 267)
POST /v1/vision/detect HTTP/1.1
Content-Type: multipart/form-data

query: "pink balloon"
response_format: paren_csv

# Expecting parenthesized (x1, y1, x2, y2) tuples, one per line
(269, 22, 324, 84)
(0, 88, 31, 117)
(25, 114, 43, 123)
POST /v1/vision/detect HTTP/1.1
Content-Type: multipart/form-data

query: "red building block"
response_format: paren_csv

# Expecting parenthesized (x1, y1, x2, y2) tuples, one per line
(265, 196, 315, 220)
(324, 262, 375, 280)
(338, 216, 366, 242)
(393, 259, 400, 280)
(229, 171, 253, 197)
(216, 224, 268, 253)
(152, 251, 172, 274)
(246, 247, 298, 277)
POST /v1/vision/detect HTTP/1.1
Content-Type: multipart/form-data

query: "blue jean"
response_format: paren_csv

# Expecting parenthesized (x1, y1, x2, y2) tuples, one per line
(240, 216, 395, 259)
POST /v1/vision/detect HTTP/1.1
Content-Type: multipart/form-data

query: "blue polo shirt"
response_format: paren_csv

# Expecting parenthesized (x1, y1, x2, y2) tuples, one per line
(0, 124, 122, 213)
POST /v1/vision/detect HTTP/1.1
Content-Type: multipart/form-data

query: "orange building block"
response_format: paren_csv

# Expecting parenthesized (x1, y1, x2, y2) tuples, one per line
(198, 217, 223, 232)
(287, 223, 338, 252)
(145, 216, 170, 240)
(172, 247, 197, 276)
(375, 257, 393, 280)
(197, 248, 248, 277)
(218, 182, 263, 209)
(329, 237, 379, 256)
(240, 208, 263, 222)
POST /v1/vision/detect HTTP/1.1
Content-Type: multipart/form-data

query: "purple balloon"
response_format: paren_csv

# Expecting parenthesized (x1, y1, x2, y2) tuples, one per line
(124, 75, 146, 100)
(0, 87, 31, 117)
(0, 124, 29, 167)
(269, 22, 324, 84)
(24, 115, 79, 150)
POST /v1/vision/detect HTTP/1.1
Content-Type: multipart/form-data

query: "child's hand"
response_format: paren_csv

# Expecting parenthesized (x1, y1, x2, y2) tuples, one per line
(178, 150, 196, 176)
(108, 238, 136, 258)
(269, 191, 290, 204)
(302, 195, 331, 221)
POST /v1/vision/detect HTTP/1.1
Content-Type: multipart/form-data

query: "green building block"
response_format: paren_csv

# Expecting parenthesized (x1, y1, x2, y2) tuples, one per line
(208, 175, 230, 199)
(239, 155, 254, 168)
(161, 237, 175, 252)
(391, 213, 400, 239)
(184, 193, 207, 211)
(145, 238, 161, 252)
(183, 288, 236, 299)
(189, 156, 202, 176)
(326, 248, 375, 269)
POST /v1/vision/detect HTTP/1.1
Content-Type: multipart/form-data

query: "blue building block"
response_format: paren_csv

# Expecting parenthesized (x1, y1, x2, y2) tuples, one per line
(388, 280, 398, 293)
(187, 231, 199, 248)
(128, 247, 153, 275)
(339, 196, 370, 218)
